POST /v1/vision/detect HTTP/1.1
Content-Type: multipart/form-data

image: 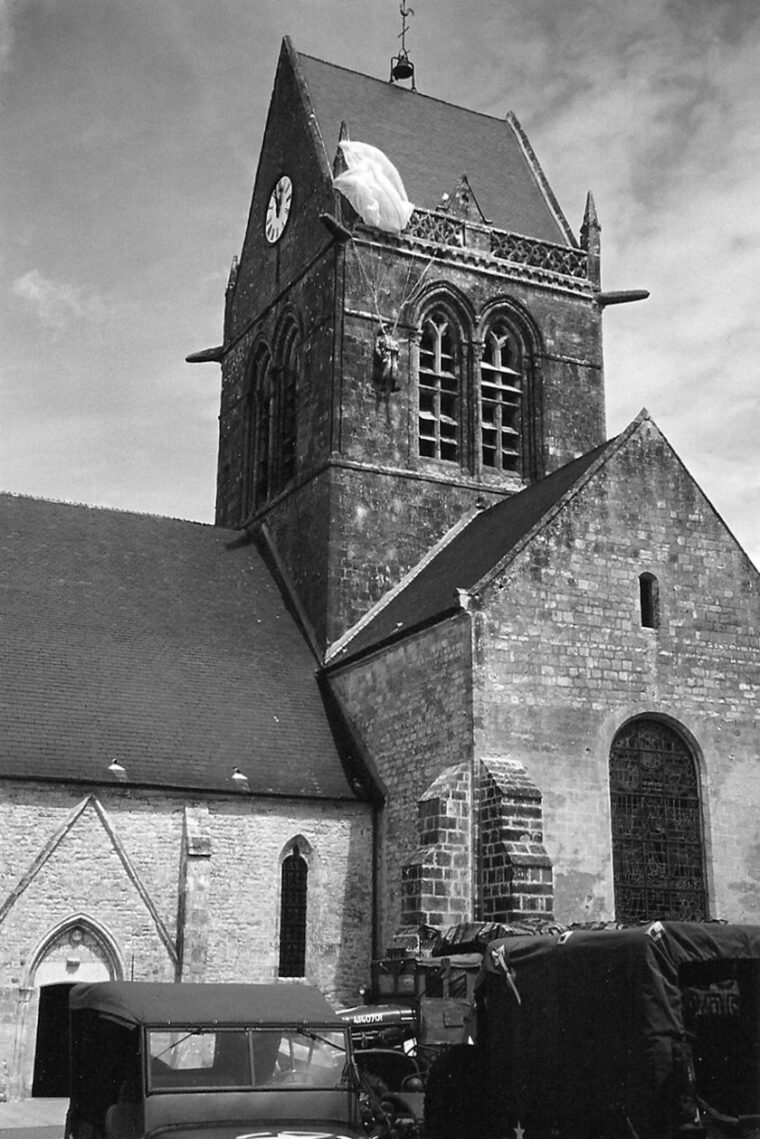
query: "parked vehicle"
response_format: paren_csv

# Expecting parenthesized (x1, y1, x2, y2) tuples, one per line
(64, 980, 410, 1139)
(351, 1047, 425, 1138)
(424, 921, 760, 1139)
(341, 951, 481, 1065)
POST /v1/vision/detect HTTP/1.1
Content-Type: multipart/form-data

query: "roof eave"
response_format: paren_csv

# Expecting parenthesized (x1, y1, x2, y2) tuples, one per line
(505, 111, 577, 247)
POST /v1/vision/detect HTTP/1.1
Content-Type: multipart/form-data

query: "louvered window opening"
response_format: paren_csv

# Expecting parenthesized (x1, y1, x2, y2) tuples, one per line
(419, 312, 459, 462)
(278, 850, 307, 977)
(610, 719, 706, 923)
(250, 352, 274, 511)
(248, 333, 300, 513)
(254, 375, 273, 506)
(480, 322, 522, 472)
(277, 334, 298, 493)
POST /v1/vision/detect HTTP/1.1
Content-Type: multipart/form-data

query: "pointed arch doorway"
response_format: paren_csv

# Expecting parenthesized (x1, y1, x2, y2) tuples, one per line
(609, 717, 707, 922)
(29, 918, 123, 1098)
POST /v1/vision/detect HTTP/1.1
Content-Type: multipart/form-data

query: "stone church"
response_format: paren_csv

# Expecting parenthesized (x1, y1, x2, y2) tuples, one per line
(1, 36, 758, 1100)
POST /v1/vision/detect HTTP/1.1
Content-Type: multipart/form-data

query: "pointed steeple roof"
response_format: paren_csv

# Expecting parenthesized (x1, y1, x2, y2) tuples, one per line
(440, 174, 489, 223)
(295, 44, 574, 245)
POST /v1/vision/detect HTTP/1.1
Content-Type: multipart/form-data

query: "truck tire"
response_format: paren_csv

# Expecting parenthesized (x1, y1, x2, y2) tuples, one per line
(423, 1044, 486, 1139)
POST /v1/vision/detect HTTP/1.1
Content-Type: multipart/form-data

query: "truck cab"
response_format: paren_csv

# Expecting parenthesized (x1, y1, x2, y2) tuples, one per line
(65, 981, 370, 1139)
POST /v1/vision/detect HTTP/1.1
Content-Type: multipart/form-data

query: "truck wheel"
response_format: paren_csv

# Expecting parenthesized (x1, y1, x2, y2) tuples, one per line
(423, 1044, 486, 1139)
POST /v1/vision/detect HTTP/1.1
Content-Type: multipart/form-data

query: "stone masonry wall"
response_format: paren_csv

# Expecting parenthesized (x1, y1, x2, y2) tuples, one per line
(330, 616, 473, 947)
(339, 239, 605, 483)
(400, 763, 471, 929)
(0, 780, 373, 1100)
(215, 255, 337, 530)
(471, 417, 760, 925)
(319, 239, 605, 645)
(325, 465, 502, 649)
(480, 757, 553, 921)
(217, 225, 605, 651)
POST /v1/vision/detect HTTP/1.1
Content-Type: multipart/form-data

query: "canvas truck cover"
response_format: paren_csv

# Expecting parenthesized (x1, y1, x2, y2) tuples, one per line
(478, 921, 760, 1132)
(69, 981, 342, 1027)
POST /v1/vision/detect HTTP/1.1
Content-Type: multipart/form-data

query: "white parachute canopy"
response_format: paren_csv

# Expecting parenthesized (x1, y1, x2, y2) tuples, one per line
(333, 141, 414, 234)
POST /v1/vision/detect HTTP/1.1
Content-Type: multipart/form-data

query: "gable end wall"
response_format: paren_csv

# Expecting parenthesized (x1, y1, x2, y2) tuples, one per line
(471, 421, 760, 924)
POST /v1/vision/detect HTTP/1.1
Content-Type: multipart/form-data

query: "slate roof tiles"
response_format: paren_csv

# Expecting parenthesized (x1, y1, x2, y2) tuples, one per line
(296, 47, 572, 245)
(1, 494, 357, 799)
(328, 440, 612, 664)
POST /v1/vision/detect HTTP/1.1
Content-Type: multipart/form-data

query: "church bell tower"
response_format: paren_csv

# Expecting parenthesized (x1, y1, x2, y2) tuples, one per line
(204, 38, 609, 654)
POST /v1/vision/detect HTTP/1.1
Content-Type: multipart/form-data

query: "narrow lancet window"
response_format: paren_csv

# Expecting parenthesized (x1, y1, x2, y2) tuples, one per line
(278, 845, 308, 977)
(639, 572, 660, 628)
(253, 356, 273, 508)
(243, 345, 273, 518)
(277, 328, 298, 493)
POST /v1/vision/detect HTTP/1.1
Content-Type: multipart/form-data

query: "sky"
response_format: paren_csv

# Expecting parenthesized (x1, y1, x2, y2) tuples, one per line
(1, 0, 758, 565)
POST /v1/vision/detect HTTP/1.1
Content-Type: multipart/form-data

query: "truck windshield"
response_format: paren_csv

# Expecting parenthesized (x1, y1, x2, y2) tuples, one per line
(680, 959, 760, 1116)
(147, 1027, 348, 1093)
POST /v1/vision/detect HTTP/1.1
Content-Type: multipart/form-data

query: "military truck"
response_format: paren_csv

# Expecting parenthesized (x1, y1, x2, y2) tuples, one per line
(424, 921, 760, 1139)
(337, 953, 482, 1136)
(64, 980, 415, 1139)
(341, 950, 481, 1056)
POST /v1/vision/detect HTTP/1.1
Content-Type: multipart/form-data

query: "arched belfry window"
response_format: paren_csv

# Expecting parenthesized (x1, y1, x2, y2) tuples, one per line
(418, 308, 460, 462)
(480, 316, 523, 474)
(277, 326, 298, 492)
(244, 328, 299, 516)
(610, 718, 706, 922)
(278, 843, 308, 977)
(244, 345, 274, 515)
(253, 349, 274, 509)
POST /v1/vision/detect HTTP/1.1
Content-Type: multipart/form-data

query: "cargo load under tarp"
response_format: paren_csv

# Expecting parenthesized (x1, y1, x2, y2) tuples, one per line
(478, 921, 760, 1136)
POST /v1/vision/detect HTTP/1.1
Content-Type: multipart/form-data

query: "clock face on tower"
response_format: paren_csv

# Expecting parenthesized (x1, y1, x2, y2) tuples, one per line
(265, 175, 293, 243)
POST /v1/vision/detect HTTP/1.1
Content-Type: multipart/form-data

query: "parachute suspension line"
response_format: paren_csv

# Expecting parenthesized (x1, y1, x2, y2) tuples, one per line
(391, 250, 437, 337)
(348, 236, 388, 336)
(394, 257, 416, 329)
(347, 236, 439, 343)
(372, 251, 392, 303)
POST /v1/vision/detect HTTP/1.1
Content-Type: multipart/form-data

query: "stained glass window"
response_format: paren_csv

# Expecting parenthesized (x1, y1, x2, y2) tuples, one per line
(610, 718, 706, 922)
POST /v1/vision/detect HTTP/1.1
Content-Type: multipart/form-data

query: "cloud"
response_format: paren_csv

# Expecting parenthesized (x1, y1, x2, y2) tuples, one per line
(0, 0, 13, 73)
(11, 269, 116, 334)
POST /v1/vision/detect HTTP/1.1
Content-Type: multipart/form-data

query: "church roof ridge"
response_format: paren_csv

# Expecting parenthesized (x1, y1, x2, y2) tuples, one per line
(0, 489, 214, 529)
(295, 47, 520, 127)
(326, 442, 613, 666)
(324, 504, 481, 664)
(617, 411, 760, 578)
(327, 410, 759, 667)
(469, 420, 646, 596)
